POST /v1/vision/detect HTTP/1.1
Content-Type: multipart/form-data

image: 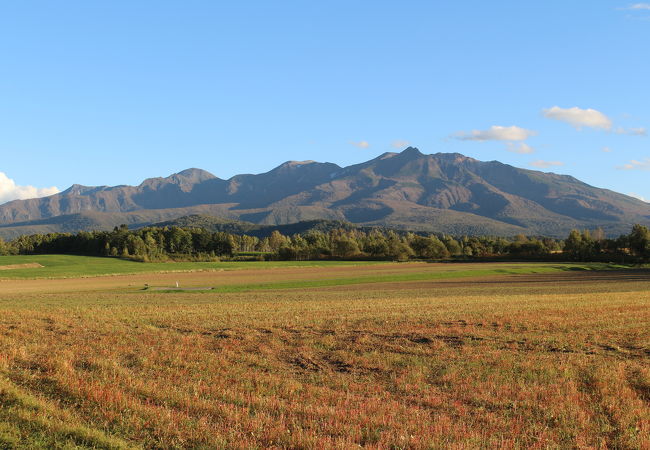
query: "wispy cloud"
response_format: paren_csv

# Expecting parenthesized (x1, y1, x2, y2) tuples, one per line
(452, 125, 537, 141)
(542, 106, 612, 130)
(624, 3, 650, 10)
(602, 146, 613, 153)
(391, 140, 410, 149)
(619, 4, 650, 21)
(615, 126, 647, 136)
(617, 158, 650, 170)
(530, 160, 564, 169)
(506, 142, 535, 154)
(0, 172, 59, 205)
(350, 140, 370, 149)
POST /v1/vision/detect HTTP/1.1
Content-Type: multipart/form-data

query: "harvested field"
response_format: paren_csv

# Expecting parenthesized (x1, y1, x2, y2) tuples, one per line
(0, 263, 43, 271)
(0, 259, 649, 448)
(146, 286, 215, 291)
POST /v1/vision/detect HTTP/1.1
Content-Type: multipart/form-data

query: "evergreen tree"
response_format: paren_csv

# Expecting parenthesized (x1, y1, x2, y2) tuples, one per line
(564, 229, 583, 260)
(629, 224, 650, 258)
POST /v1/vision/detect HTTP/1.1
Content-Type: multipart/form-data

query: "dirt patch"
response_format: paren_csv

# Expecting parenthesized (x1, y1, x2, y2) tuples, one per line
(147, 286, 215, 291)
(0, 263, 44, 271)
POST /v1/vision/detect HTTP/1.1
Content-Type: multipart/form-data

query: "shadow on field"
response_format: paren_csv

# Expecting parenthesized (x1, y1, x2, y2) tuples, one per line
(319, 269, 650, 297)
(485, 269, 650, 284)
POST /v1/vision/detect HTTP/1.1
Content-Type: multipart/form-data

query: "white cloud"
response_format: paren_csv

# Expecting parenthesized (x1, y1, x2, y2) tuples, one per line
(452, 125, 537, 141)
(350, 140, 370, 149)
(542, 106, 613, 130)
(602, 146, 613, 153)
(530, 160, 564, 169)
(506, 142, 535, 154)
(391, 140, 410, 149)
(615, 126, 647, 136)
(628, 192, 648, 202)
(626, 3, 650, 9)
(0, 172, 59, 205)
(617, 158, 650, 171)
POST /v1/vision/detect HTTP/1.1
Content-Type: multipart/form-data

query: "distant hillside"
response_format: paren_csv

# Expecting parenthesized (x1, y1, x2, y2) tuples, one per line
(0, 206, 238, 240)
(1, 148, 649, 238)
(151, 215, 359, 238)
(152, 215, 259, 234)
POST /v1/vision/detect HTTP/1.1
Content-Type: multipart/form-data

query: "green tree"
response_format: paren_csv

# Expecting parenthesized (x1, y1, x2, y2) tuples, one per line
(629, 224, 650, 258)
(443, 237, 462, 256)
(129, 235, 147, 257)
(268, 231, 287, 252)
(410, 235, 449, 259)
(362, 232, 389, 257)
(385, 233, 413, 261)
(167, 227, 193, 253)
(332, 237, 360, 258)
(210, 232, 234, 256)
(563, 229, 598, 260)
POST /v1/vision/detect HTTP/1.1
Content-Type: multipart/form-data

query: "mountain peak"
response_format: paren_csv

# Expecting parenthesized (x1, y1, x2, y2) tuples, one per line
(172, 168, 217, 182)
(65, 183, 88, 192)
(269, 160, 341, 175)
(62, 184, 107, 196)
(137, 168, 217, 192)
(277, 160, 317, 168)
(400, 147, 423, 157)
(377, 152, 398, 160)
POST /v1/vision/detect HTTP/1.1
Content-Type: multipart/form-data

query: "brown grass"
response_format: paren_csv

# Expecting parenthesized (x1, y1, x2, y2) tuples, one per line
(0, 263, 43, 271)
(0, 263, 649, 448)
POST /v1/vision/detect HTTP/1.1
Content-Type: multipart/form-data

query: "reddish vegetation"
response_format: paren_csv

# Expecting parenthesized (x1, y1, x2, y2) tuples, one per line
(0, 265, 649, 448)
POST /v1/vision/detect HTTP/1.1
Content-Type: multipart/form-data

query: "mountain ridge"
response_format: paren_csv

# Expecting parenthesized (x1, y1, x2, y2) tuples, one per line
(1, 147, 648, 238)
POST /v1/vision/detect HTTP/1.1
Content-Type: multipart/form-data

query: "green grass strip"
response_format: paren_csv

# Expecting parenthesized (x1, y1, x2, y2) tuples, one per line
(147, 263, 632, 294)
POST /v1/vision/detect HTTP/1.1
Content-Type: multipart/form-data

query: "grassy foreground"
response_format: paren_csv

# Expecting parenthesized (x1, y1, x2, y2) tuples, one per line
(0, 261, 649, 448)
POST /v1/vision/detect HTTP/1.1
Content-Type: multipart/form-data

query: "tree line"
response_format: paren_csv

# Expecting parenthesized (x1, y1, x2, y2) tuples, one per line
(0, 224, 648, 263)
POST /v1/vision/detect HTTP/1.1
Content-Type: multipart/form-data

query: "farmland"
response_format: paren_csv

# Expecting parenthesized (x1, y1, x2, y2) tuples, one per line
(0, 257, 649, 448)
(0, 254, 383, 280)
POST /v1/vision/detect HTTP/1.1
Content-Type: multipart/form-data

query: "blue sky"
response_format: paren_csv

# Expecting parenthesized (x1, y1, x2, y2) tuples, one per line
(0, 1, 649, 204)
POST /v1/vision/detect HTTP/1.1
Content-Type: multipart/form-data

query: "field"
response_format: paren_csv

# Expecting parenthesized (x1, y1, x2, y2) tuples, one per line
(0, 257, 649, 448)
(0, 255, 383, 280)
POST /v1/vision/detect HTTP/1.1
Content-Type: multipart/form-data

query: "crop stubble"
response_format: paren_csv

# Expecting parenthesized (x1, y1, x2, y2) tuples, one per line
(0, 262, 648, 448)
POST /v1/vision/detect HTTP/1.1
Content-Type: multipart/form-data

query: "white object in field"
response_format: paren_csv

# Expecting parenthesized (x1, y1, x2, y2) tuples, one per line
(176, 281, 179, 288)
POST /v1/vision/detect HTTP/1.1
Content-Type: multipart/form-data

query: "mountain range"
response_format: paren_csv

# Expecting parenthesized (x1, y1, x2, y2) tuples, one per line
(1, 147, 648, 239)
